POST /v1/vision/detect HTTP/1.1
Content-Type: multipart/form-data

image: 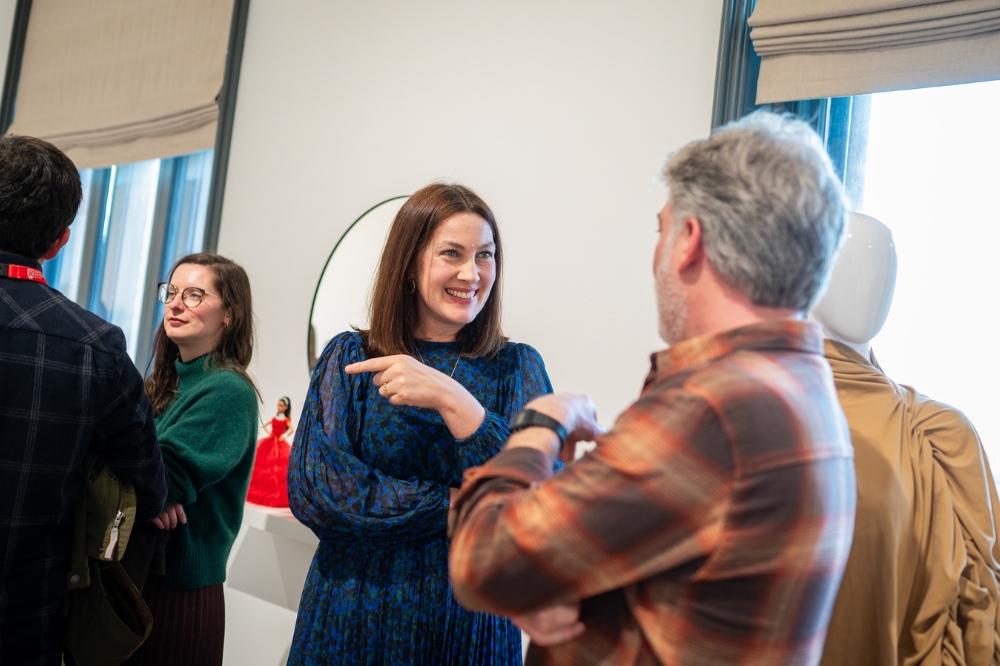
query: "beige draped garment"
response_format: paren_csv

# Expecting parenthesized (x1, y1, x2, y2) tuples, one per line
(820, 340, 1000, 666)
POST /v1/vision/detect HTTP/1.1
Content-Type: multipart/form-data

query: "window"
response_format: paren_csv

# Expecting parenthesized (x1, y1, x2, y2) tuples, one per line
(2, 0, 251, 373)
(713, 1, 1000, 470)
(850, 80, 1000, 463)
(43, 149, 214, 371)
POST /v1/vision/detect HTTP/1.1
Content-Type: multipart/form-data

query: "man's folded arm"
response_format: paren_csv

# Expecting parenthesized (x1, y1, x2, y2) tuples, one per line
(448, 393, 731, 616)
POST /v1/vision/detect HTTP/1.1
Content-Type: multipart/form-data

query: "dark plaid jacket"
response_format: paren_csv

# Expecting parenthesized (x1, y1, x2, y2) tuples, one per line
(0, 251, 167, 666)
(450, 320, 856, 666)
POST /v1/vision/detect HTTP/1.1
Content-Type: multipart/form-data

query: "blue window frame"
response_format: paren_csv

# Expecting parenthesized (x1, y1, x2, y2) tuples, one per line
(712, 0, 866, 205)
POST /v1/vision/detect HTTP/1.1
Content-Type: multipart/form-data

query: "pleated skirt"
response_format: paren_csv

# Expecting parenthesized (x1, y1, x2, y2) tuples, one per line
(125, 577, 226, 666)
(288, 534, 521, 665)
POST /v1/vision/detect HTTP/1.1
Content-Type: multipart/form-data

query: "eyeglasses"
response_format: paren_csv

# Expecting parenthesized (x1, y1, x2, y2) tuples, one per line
(157, 283, 213, 308)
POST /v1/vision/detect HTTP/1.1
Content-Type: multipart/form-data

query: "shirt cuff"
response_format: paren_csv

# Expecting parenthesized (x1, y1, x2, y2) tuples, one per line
(468, 446, 554, 486)
(449, 446, 553, 538)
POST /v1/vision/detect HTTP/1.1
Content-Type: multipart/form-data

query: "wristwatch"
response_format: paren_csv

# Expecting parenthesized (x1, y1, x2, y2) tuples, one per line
(509, 409, 567, 445)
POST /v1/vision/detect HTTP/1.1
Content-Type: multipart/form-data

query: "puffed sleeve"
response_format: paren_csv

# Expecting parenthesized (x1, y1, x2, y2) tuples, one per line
(452, 343, 554, 473)
(288, 332, 450, 550)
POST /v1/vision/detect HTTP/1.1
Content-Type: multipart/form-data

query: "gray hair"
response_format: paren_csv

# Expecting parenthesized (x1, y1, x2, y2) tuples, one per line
(661, 111, 847, 311)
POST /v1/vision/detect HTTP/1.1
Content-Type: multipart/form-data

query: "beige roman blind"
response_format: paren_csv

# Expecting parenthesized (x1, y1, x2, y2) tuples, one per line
(749, 0, 1000, 103)
(7, 0, 234, 169)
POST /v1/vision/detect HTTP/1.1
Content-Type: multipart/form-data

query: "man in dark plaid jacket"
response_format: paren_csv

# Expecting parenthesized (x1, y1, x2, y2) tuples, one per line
(0, 135, 167, 666)
(449, 112, 857, 665)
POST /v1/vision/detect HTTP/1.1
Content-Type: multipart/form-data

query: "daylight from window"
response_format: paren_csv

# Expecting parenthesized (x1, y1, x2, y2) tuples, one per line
(860, 79, 1000, 468)
(42, 149, 213, 367)
(91, 160, 162, 357)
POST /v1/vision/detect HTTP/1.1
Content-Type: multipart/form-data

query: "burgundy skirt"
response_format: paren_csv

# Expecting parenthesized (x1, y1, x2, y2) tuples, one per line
(126, 577, 226, 666)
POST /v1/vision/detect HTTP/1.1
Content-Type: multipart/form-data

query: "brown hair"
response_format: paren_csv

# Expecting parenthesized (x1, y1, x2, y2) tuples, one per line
(145, 253, 259, 414)
(360, 182, 507, 358)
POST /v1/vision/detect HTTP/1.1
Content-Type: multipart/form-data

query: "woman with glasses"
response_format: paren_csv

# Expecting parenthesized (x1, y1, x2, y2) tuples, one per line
(287, 183, 554, 665)
(127, 253, 259, 666)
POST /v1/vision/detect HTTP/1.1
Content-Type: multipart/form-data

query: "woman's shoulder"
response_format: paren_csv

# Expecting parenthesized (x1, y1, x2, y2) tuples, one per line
(162, 365, 257, 429)
(482, 341, 552, 393)
(490, 340, 547, 371)
(496, 340, 544, 361)
(332, 330, 364, 345)
(313, 331, 368, 379)
(203, 366, 258, 406)
(326, 331, 368, 358)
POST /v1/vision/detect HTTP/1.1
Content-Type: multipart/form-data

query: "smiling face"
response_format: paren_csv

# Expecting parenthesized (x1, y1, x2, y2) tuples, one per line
(412, 212, 496, 341)
(163, 263, 231, 361)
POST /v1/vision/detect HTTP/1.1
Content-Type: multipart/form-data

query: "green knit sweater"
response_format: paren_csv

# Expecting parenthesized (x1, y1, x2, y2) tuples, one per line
(155, 355, 258, 589)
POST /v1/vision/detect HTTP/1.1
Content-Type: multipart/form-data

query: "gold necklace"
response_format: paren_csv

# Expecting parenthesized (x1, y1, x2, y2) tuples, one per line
(416, 348, 461, 378)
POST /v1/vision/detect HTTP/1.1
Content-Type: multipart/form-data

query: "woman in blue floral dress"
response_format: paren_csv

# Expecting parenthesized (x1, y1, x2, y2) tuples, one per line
(288, 183, 553, 665)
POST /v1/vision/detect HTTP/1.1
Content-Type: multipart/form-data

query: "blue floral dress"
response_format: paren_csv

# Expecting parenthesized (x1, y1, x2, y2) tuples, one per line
(287, 331, 554, 665)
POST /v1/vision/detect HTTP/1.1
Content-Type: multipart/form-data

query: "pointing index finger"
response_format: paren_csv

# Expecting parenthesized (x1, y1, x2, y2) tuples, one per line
(345, 357, 394, 375)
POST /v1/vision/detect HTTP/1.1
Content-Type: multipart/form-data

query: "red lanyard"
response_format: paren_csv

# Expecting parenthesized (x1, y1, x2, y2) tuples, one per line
(0, 263, 48, 285)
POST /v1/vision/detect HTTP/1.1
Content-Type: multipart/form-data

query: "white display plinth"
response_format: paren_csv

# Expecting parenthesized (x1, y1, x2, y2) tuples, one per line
(223, 504, 318, 666)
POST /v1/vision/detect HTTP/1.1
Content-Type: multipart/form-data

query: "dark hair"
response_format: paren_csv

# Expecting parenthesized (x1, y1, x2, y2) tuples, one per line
(145, 253, 259, 414)
(278, 396, 291, 418)
(359, 182, 507, 358)
(0, 135, 83, 258)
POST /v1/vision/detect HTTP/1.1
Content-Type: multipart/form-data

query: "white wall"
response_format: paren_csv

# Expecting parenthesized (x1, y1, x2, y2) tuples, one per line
(219, 0, 724, 431)
(218, 5, 722, 659)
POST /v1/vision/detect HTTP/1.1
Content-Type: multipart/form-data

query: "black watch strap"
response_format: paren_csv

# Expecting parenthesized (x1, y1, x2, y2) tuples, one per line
(509, 409, 567, 445)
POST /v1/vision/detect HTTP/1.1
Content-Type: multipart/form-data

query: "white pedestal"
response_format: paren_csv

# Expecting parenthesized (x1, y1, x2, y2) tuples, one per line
(223, 504, 318, 666)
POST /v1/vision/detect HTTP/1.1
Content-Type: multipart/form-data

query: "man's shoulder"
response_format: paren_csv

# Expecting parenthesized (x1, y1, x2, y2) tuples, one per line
(702, 347, 849, 463)
(643, 345, 846, 453)
(684, 345, 832, 401)
(0, 281, 127, 356)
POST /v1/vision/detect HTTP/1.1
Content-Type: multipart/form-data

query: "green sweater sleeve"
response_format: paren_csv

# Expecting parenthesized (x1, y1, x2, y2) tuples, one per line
(158, 372, 258, 506)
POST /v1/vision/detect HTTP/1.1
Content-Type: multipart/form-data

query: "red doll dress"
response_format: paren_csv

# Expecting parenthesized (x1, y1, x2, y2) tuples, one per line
(246, 417, 292, 507)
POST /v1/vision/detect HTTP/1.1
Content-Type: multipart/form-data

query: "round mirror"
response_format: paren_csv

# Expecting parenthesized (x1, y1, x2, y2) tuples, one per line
(308, 196, 409, 370)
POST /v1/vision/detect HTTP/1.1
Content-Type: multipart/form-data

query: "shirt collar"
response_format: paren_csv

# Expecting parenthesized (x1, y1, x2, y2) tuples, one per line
(0, 251, 42, 270)
(647, 319, 825, 382)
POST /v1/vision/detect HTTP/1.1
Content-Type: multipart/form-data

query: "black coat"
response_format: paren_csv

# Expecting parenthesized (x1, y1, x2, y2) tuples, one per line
(0, 251, 167, 666)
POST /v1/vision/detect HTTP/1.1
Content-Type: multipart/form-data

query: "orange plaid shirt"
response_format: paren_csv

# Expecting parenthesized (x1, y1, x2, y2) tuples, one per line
(449, 320, 856, 665)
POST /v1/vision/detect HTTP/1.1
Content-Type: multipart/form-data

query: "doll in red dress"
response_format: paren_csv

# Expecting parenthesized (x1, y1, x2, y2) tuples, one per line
(246, 397, 293, 507)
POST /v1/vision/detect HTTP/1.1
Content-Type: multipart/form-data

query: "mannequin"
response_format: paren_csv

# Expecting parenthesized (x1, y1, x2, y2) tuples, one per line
(812, 212, 896, 358)
(813, 212, 1000, 666)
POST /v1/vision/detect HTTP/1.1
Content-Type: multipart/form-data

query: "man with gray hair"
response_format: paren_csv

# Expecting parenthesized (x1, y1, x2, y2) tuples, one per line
(447, 112, 857, 665)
